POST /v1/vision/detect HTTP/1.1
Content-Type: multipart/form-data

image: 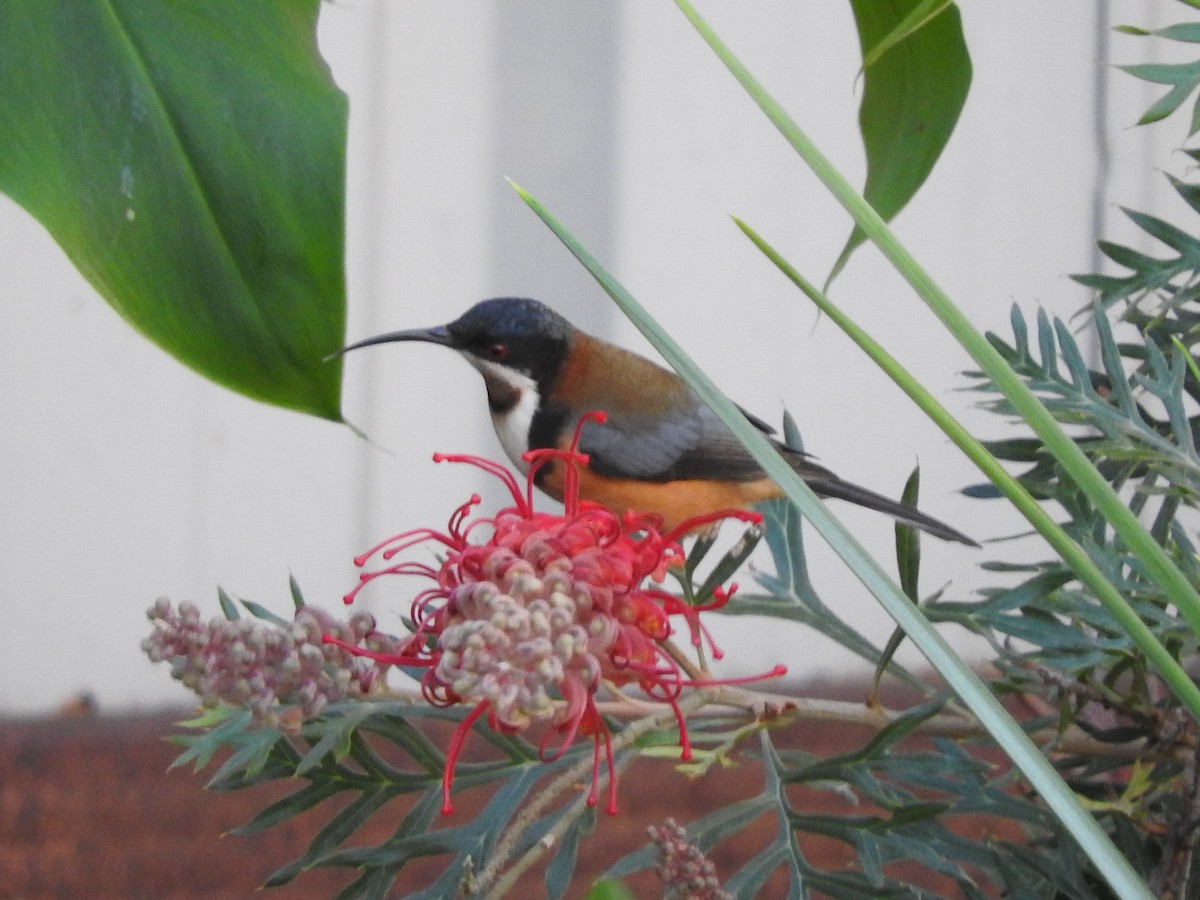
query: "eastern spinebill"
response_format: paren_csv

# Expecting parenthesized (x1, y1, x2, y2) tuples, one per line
(337, 297, 976, 546)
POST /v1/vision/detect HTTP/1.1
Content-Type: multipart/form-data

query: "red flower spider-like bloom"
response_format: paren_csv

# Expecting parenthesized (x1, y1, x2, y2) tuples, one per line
(325, 411, 784, 815)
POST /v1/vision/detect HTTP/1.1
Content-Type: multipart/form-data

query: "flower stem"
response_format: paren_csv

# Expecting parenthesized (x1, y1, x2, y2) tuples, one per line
(471, 690, 711, 897)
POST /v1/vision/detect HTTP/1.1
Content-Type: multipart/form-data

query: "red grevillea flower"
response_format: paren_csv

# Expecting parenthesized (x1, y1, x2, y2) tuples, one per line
(326, 412, 782, 815)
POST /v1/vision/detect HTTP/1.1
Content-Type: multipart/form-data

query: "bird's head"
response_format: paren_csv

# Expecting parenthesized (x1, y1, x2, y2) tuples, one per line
(335, 297, 575, 409)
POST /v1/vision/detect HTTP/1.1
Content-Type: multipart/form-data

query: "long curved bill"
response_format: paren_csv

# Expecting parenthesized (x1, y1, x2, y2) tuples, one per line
(327, 325, 453, 360)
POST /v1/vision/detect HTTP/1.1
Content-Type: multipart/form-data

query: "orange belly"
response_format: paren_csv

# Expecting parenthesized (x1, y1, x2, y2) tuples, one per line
(537, 459, 780, 533)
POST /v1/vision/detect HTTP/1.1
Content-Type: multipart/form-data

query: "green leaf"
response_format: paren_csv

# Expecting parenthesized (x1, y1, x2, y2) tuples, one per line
(725, 842, 806, 900)
(0, 1, 347, 419)
(895, 468, 922, 601)
(871, 469, 922, 700)
(583, 882, 638, 900)
(546, 805, 597, 900)
(234, 780, 345, 836)
(217, 586, 240, 621)
(1120, 59, 1200, 132)
(758, 411, 819, 604)
(263, 787, 397, 886)
(695, 521, 763, 601)
(169, 706, 256, 771)
(240, 597, 292, 629)
(756, 497, 817, 604)
(829, 0, 971, 282)
(289, 573, 308, 611)
(858, 0, 956, 72)
(204, 726, 284, 786)
(1156, 22, 1200, 42)
(297, 705, 379, 775)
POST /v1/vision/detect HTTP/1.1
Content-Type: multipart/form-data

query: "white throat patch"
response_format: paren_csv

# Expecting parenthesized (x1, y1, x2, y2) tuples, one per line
(465, 357, 540, 474)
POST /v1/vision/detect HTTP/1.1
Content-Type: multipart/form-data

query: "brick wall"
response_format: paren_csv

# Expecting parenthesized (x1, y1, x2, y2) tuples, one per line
(0, 691, 1011, 898)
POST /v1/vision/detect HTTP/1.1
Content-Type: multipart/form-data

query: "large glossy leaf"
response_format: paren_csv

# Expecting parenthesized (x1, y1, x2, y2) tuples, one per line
(828, 0, 971, 283)
(0, 1, 347, 419)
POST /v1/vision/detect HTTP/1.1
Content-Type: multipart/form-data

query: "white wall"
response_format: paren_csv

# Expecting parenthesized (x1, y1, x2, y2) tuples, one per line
(0, 2, 1181, 714)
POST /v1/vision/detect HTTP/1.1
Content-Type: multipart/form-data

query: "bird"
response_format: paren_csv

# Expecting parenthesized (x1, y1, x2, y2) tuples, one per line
(338, 297, 976, 545)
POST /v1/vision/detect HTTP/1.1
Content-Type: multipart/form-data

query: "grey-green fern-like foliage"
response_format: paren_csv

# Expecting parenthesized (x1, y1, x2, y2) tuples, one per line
(972, 303, 1200, 502)
(1116, 21, 1200, 132)
(945, 184, 1200, 894)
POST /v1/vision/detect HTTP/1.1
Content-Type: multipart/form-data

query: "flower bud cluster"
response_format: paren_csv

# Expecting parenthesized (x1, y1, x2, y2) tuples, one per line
(143, 598, 397, 727)
(435, 557, 602, 731)
(429, 512, 670, 734)
(649, 818, 732, 900)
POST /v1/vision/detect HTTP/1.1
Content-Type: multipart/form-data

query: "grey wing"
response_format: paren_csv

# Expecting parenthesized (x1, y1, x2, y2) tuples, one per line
(578, 397, 772, 483)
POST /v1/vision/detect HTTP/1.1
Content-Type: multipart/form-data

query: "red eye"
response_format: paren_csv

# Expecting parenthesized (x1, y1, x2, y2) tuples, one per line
(487, 344, 508, 360)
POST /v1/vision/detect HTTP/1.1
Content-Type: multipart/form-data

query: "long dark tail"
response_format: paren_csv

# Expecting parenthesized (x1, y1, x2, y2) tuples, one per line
(811, 476, 978, 547)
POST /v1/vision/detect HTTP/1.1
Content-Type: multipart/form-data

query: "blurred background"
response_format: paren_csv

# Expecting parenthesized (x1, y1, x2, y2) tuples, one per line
(0, 2, 1182, 715)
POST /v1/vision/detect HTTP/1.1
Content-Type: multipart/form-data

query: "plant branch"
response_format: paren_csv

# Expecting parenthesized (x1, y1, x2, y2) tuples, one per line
(470, 690, 711, 897)
(481, 752, 636, 900)
(700, 683, 1190, 763)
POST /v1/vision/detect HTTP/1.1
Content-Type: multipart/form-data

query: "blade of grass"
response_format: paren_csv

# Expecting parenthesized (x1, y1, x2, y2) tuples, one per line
(510, 179, 1152, 900)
